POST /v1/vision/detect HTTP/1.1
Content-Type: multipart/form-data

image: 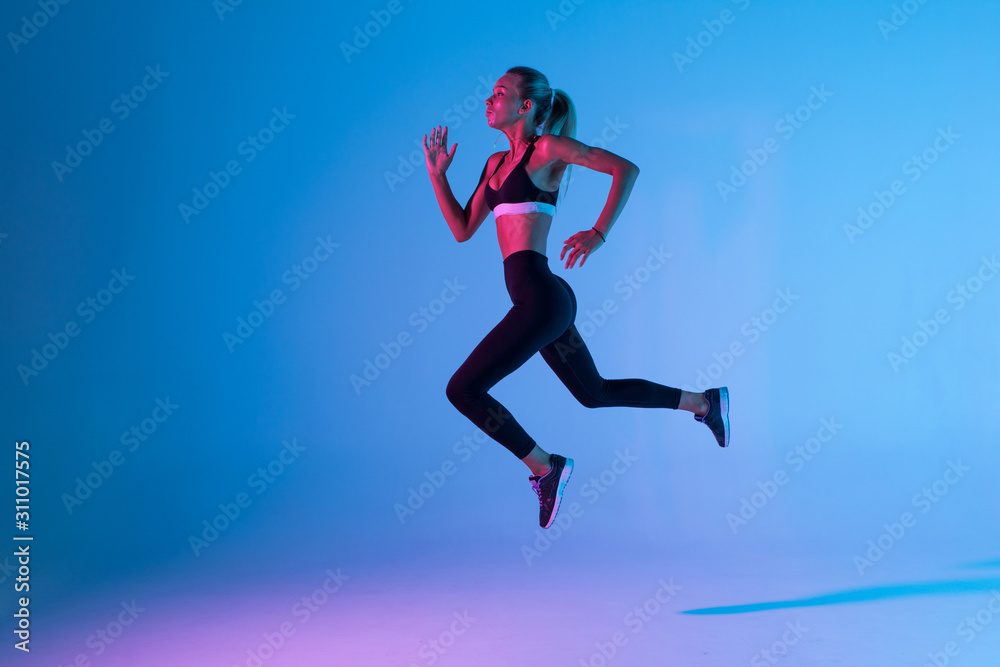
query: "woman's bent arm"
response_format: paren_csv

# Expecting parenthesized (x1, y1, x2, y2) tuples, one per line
(539, 134, 639, 241)
(592, 163, 639, 240)
(428, 171, 472, 242)
(424, 125, 491, 243)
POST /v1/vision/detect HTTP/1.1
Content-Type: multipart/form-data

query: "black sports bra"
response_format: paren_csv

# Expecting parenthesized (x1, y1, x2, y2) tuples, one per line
(483, 135, 559, 216)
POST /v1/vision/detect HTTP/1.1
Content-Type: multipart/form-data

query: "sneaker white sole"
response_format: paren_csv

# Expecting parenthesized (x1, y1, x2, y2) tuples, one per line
(719, 386, 730, 447)
(542, 457, 574, 529)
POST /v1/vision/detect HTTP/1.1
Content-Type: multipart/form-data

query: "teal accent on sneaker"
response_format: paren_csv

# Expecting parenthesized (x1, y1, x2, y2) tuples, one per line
(694, 386, 730, 448)
(529, 454, 574, 528)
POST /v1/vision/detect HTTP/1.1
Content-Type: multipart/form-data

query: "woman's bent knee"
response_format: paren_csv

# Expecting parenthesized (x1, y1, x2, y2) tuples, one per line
(445, 374, 464, 408)
(446, 372, 479, 410)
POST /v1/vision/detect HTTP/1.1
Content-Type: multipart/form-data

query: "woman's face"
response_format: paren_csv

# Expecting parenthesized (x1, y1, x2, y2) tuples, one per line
(485, 75, 527, 129)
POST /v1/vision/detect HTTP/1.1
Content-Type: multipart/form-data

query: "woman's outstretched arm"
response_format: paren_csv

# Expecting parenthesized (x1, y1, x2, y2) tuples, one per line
(424, 125, 493, 242)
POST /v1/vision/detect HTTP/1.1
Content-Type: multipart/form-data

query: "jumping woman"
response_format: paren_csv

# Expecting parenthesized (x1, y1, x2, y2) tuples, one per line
(424, 66, 729, 530)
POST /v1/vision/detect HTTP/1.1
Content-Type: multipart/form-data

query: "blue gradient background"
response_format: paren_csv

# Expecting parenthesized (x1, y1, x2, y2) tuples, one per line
(2, 0, 999, 664)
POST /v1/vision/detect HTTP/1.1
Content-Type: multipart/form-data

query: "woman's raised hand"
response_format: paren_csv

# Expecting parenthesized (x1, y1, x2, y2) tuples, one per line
(423, 125, 457, 177)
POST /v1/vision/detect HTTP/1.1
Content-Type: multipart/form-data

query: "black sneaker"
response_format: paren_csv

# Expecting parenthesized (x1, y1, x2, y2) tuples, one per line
(529, 454, 574, 529)
(694, 386, 730, 447)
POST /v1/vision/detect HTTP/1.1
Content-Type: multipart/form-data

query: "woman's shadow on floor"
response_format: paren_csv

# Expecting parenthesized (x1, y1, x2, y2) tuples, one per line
(681, 557, 1000, 615)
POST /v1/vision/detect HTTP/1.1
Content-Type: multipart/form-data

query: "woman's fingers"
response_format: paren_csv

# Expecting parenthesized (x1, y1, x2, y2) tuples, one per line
(564, 244, 582, 269)
(425, 125, 449, 149)
(560, 234, 579, 262)
(423, 126, 456, 174)
(561, 230, 603, 268)
(562, 235, 578, 267)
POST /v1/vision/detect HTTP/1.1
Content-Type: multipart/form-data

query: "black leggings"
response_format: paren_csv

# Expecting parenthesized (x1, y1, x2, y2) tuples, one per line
(446, 249, 682, 460)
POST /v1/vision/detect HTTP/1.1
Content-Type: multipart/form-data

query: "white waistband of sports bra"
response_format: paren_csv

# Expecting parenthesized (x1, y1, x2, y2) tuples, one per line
(493, 201, 556, 217)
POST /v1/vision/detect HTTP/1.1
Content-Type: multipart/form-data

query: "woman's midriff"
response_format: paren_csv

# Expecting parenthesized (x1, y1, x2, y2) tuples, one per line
(497, 212, 552, 260)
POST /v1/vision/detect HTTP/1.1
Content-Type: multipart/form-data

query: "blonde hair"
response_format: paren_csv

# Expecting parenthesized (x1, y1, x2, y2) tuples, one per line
(506, 65, 577, 200)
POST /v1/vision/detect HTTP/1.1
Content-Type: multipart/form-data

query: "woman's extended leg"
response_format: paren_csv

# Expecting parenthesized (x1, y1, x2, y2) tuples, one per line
(538, 275, 705, 412)
(538, 322, 708, 413)
(536, 275, 730, 447)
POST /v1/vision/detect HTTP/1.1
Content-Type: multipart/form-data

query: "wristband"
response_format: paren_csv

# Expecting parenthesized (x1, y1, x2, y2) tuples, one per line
(592, 227, 606, 243)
